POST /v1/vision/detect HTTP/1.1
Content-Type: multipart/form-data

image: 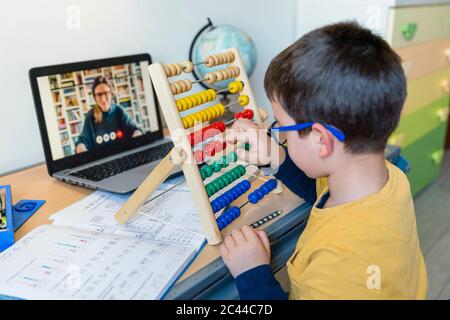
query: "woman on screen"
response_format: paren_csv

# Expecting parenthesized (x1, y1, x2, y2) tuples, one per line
(75, 76, 143, 153)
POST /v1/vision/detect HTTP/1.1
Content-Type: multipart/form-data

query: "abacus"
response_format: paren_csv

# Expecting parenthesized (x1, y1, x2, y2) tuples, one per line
(115, 48, 282, 245)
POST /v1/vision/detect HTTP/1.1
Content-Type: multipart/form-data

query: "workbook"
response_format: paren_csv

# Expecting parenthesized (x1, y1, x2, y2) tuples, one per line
(0, 179, 207, 300)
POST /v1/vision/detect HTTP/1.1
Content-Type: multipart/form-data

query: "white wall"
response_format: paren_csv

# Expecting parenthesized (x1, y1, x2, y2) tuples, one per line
(0, 0, 297, 175)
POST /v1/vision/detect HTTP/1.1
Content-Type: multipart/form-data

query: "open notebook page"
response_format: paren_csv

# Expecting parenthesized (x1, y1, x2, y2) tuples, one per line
(0, 225, 195, 300)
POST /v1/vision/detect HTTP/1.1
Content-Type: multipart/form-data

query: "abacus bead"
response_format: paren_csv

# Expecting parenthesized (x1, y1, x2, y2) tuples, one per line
(249, 192, 259, 204)
(238, 81, 244, 91)
(228, 81, 240, 94)
(222, 175, 230, 185)
(206, 165, 214, 178)
(261, 184, 271, 194)
(212, 162, 221, 172)
(238, 95, 249, 106)
(213, 180, 222, 190)
(200, 169, 207, 180)
(235, 112, 244, 119)
(224, 193, 233, 204)
(256, 189, 265, 200)
(268, 179, 277, 188)
(230, 189, 239, 200)
(221, 156, 228, 167)
(244, 143, 251, 151)
(243, 180, 251, 190)
(243, 109, 254, 119)
(232, 207, 241, 218)
(237, 165, 246, 175)
(227, 151, 238, 162)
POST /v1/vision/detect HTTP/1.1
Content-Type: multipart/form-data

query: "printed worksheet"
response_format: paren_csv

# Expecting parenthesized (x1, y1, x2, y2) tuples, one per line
(50, 179, 206, 251)
(0, 225, 195, 300)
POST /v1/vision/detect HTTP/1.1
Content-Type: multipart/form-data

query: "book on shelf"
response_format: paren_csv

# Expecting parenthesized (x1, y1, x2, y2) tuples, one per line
(0, 181, 205, 300)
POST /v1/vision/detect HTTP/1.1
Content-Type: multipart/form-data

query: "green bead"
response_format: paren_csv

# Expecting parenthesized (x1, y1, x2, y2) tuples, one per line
(214, 180, 222, 191)
(222, 175, 230, 185)
(244, 143, 251, 151)
(230, 171, 238, 181)
(200, 168, 207, 180)
(205, 185, 212, 196)
(221, 156, 229, 168)
(204, 165, 213, 177)
(212, 162, 222, 173)
(207, 183, 216, 194)
(227, 151, 238, 162)
(236, 165, 245, 176)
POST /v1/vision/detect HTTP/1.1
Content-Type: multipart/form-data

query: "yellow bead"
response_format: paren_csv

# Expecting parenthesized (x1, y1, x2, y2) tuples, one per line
(238, 95, 249, 106)
(190, 113, 199, 123)
(182, 117, 188, 128)
(205, 108, 213, 120)
(228, 81, 239, 94)
(187, 116, 195, 127)
(185, 97, 193, 109)
(238, 81, 244, 91)
(208, 106, 217, 118)
(207, 89, 216, 101)
(195, 94, 203, 105)
(189, 95, 197, 106)
(176, 99, 183, 111)
(181, 99, 189, 111)
(200, 92, 208, 103)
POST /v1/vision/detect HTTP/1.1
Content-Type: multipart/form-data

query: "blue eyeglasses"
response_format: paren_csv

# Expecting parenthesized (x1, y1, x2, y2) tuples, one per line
(269, 122, 346, 142)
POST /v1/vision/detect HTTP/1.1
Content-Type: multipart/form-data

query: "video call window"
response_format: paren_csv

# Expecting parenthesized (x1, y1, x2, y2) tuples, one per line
(37, 62, 159, 160)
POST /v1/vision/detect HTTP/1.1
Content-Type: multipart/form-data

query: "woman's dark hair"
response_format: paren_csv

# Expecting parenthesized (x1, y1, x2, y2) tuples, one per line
(91, 76, 113, 123)
(264, 21, 406, 153)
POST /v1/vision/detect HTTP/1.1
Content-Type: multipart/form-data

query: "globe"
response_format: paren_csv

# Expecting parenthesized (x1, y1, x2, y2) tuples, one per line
(192, 24, 257, 90)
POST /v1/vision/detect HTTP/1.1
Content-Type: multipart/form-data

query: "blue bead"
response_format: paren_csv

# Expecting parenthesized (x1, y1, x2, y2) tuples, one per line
(225, 194, 233, 204)
(232, 207, 240, 218)
(230, 189, 239, 200)
(249, 192, 258, 204)
(256, 189, 264, 199)
(243, 180, 251, 190)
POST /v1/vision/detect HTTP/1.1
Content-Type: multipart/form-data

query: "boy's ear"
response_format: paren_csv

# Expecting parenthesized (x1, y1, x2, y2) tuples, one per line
(311, 123, 334, 158)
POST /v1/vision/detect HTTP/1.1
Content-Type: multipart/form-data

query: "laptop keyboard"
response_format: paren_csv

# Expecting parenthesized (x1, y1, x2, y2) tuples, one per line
(68, 142, 173, 182)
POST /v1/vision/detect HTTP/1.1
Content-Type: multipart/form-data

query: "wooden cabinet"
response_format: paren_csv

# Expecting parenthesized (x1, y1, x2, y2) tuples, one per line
(297, 0, 450, 195)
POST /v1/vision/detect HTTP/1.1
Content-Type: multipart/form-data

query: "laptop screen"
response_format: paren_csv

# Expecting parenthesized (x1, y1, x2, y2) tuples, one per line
(36, 60, 160, 161)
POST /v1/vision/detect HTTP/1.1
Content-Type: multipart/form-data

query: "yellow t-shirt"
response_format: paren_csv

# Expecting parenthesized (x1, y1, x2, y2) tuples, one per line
(287, 161, 428, 299)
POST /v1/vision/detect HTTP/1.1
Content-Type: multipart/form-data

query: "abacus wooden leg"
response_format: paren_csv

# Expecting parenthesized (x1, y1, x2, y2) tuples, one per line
(114, 150, 177, 225)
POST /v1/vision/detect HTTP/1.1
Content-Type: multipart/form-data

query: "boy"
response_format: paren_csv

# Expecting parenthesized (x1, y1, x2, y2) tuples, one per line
(220, 22, 428, 299)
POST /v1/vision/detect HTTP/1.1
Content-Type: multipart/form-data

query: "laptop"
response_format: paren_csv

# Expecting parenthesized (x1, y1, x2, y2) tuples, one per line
(29, 54, 181, 193)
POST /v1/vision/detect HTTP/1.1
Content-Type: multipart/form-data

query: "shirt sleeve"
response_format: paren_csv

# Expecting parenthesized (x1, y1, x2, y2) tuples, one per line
(274, 149, 317, 205)
(117, 105, 142, 138)
(235, 264, 288, 300)
(76, 114, 95, 150)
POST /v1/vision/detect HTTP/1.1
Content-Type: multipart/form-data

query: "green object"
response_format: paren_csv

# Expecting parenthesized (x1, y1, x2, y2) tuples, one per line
(431, 149, 444, 165)
(402, 124, 447, 196)
(244, 143, 251, 151)
(212, 162, 222, 173)
(200, 169, 207, 180)
(391, 96, 449, 149)
(401, 23, 417, 41)
(227, 151, 238, 162)
(192, 23, 257, 91)
(222, 175, 230, 185)
(221, 156, 229, 168)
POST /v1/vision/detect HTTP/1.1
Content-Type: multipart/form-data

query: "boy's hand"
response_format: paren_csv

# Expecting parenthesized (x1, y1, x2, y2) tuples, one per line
(219, 225, 271, 278)
(226, 119, 285, 167)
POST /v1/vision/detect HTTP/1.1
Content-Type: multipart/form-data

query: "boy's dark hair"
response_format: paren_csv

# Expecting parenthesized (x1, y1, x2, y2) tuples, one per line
(264, 21, 406, 153)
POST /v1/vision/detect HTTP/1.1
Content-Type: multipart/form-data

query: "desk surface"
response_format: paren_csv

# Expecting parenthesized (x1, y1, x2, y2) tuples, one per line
(0, 163, 305, 286)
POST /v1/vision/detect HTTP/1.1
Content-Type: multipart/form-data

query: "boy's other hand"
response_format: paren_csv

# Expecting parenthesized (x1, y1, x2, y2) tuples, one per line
(219, 225, 271, 278)
(226, 119, 285, 167)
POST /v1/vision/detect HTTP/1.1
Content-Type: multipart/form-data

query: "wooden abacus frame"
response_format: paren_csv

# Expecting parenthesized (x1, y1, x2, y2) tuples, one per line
(115, 48, 268, 245)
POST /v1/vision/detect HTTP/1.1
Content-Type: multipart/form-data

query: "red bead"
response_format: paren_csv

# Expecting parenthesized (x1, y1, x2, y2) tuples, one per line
(194, 150, 204, 163)
(204, 143, 216, 156)
(243, 109, 254, 119)
(235, 112, 244, 119)
(217, 121, 226, 132)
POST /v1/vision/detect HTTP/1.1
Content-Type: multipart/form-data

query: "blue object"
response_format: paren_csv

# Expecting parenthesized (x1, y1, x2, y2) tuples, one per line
(12, 200, 46, 231)
(0, 185, 14, 252)
(270, 122, 346, 142)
